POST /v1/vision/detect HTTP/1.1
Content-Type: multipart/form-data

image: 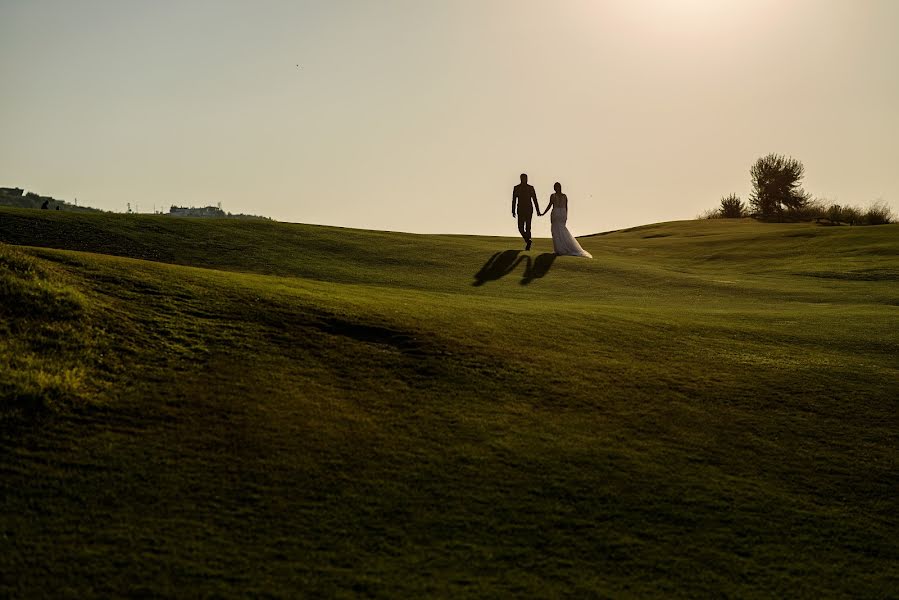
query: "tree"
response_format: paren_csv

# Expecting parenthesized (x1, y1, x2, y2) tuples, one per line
(749, 153, 810, 217)
(719, 194, 745, 218)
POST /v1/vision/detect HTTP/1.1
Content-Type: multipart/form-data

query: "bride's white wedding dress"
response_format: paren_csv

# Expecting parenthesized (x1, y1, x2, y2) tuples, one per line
(549, 193, 592, 258)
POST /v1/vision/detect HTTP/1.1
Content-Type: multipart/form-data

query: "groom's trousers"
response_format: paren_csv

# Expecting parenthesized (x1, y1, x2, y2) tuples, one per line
(517, 211, 533, 242)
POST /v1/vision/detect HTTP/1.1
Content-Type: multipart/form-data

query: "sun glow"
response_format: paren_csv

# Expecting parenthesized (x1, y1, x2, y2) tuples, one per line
(656, 0, 723, 14)
(587, 0, 776, 39)
(647, 0, 753, 30)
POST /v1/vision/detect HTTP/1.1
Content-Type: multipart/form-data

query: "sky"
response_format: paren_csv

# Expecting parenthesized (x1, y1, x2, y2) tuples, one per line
(2, 0, 897, 236)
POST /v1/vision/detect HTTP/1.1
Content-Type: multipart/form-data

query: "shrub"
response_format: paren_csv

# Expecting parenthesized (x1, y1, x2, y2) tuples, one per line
(862, 201, 894, 225)
(825, 203, 843, 222)
(749, 153, 811, 218)
(840, 206, 863, 225)
(784, 199, 825, 221)
(822, 203, 854, 224)
(820, 203, 887, 226)
(719, 194, 745, 218)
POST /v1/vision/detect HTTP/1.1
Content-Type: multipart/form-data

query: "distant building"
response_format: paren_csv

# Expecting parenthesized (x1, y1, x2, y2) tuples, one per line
(168, 205, 226, 218)
(0, 187, 24, 197)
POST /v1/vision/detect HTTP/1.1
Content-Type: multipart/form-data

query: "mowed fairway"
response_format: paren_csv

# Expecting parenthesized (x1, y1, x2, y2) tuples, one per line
(1, 207, 897, 597)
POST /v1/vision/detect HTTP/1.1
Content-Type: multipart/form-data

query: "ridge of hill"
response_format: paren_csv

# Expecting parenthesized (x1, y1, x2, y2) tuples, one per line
(0, 188, 271, 219)
(0, 187, 103, 213)
(1, 207, 897, 597)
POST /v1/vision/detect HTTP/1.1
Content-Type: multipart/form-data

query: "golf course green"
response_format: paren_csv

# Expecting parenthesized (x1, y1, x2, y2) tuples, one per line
(1, 207, 897, 597)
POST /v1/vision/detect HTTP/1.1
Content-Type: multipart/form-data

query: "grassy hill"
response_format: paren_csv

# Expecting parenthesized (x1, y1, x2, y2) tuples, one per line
(0, 189, 104, 213)
(1, 206, 897, 597)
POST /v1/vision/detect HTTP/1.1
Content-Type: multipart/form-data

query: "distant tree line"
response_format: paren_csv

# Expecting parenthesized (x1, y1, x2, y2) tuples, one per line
(701, 154, 894, 225)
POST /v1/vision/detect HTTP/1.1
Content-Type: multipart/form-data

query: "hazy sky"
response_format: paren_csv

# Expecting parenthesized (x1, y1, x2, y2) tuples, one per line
(2, 0, 897, 235)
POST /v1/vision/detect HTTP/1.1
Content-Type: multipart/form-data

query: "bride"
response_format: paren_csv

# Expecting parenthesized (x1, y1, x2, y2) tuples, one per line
(539, 182, 593, 258)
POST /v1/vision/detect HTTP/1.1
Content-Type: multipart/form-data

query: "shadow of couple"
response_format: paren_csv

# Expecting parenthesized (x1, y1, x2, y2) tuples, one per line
(473, 250, 556, 286)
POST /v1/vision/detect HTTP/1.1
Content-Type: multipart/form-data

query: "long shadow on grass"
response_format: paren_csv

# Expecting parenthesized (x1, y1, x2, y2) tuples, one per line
(473, 251, 556, 286)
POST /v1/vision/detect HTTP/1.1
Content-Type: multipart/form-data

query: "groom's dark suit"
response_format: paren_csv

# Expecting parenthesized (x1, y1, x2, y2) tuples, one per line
(512, 181, 539, 248)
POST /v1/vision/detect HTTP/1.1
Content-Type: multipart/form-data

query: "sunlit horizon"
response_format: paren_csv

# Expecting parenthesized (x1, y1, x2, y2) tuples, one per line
(2, 0, 897, 235)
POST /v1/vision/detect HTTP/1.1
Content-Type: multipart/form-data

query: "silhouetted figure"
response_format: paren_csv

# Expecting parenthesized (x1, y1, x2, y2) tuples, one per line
(41, 199, 49, 210)
(55, 205, 60, 211)
(512, 173, 541, 251)
(539, 182, 592, 258)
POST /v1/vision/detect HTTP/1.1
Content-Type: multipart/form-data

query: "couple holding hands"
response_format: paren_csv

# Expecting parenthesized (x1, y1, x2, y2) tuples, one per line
(512, 173, 592, 258)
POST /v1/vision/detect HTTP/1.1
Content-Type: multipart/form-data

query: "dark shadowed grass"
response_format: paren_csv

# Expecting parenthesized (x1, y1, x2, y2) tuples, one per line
(1, 208, 897, 597)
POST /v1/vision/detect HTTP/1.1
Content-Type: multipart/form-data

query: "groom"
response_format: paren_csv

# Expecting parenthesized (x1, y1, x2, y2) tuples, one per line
(512, 173, 541, 251)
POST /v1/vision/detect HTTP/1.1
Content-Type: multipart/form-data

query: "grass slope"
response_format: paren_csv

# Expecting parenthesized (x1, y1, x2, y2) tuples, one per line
(1, 207, 898, 597)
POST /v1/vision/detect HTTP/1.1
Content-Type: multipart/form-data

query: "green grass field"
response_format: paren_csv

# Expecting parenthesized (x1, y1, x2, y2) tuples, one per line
(1, 206, 897, 597)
